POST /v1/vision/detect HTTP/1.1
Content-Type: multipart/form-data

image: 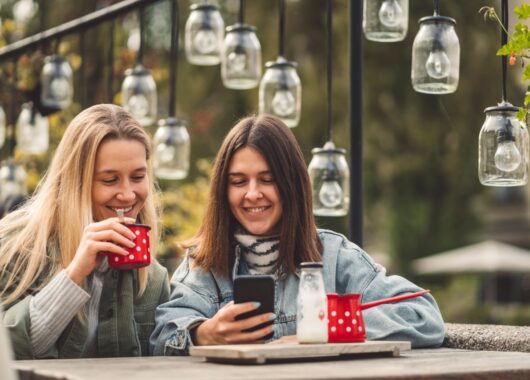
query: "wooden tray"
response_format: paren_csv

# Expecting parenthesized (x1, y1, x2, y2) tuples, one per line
(189, 340, 411, 364)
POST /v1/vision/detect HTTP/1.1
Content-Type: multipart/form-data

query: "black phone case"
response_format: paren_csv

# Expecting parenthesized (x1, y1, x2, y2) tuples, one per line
(233, 275, 275, 339)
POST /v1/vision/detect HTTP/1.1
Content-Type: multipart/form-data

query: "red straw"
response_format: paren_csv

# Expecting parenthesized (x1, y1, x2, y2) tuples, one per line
(360, 289, 431, 310)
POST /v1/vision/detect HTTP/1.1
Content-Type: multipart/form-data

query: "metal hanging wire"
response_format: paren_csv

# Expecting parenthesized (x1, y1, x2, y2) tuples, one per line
(501, 0, 508, 102)
(107, 20, 115, 102)
(433, 0, 440, 16)
(137, 5, 145, 65)
(238, 0, 246, 24)
(169, 0, 179, 117)
(278, 0, 285, 57)
(326, 0, 333, 143)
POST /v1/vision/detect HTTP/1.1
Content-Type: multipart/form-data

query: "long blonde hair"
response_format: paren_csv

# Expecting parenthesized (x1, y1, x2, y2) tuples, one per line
(0, 104, 159, 306)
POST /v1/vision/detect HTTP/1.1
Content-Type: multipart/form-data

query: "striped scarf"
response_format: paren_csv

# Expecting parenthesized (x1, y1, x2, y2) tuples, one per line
(234, 231, 280, 275)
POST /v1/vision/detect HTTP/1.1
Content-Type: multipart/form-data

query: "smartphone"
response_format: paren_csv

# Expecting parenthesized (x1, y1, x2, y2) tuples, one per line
(233, 275, 275, 339)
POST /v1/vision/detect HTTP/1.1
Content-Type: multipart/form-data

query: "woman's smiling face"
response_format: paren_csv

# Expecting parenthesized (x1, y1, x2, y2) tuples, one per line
(91, 138, 149, 222)
(227, 146, 283, 236)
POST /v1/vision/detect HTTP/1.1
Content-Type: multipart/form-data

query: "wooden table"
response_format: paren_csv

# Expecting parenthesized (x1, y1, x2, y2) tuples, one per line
(13, 348, 530, 380)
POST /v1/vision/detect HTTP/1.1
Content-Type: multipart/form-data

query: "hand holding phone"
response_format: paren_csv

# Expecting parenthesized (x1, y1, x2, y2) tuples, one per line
(234, 275, 275, 340)
(193, 275, 276, 345)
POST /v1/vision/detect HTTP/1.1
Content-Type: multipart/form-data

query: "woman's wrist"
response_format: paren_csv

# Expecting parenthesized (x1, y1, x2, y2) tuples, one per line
(65, 265, 84, 285)
(192, 321, 209, 346)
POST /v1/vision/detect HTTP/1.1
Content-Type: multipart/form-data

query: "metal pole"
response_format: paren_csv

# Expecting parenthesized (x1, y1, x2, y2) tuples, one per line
(349, 0, 363, 246)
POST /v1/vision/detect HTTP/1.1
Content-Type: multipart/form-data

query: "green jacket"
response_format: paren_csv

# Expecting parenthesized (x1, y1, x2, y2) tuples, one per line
(2, 260, 169, 359)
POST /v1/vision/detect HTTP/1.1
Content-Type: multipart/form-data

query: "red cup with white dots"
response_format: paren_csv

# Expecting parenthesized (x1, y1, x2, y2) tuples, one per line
(326, 293, 366, 343)
(105, 224, 151, 270)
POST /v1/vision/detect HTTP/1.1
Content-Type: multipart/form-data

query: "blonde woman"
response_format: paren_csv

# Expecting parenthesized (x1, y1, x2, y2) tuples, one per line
(0, 104, 169, 359)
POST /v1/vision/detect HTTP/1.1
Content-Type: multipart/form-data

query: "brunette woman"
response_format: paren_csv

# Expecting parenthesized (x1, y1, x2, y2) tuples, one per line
(151, 114, 444, 355)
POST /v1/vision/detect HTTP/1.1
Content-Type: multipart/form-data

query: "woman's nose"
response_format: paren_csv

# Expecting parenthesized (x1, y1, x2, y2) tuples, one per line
(116, 182, 136, 201)
(245, 182, 263, 201)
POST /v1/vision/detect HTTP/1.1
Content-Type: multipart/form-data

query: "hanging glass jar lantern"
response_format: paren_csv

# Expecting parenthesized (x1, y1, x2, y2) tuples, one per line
(185, 2, 224, 66)
(0, 105, 5, 149)
(16, 102, 49, 155)
(363, 0, 408, 42)
(12, 0, 38, 25)
(40, 54, 74, 110)
(153, 117, 190, 180)
(221, 24, 262, 89)
(121, 64, 157, 127)
(308, 141, 350, 217)
(259, 57, 301, 128)
(478, 102, 529, 186)
(411, 15, 459, 94)
(0, 159, 27, 206)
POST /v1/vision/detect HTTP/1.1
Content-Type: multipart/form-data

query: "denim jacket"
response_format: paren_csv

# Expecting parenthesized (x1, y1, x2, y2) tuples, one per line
(150, 229, 445, 355)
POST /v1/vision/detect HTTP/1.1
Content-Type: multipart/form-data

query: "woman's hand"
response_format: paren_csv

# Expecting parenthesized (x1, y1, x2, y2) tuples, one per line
(194, 301, 275, 345)
(65, 217, 137, 285)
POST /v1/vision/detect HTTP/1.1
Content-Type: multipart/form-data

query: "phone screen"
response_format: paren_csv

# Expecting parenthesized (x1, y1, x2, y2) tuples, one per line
(233, 275, 275, 339)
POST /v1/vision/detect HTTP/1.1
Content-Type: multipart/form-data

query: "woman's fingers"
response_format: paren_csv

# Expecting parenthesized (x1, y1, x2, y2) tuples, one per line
(88, 230, 136, 249)
(85, 218, 137, 239)
(232, 311, 275, 333)
(226, 323, 274, 344)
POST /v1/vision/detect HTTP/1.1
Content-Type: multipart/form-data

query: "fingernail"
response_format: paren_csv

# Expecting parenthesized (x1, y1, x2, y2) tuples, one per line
(253, 302, 261, 308)
(269, 313, 276, 321)
(128, 241, 136, 247)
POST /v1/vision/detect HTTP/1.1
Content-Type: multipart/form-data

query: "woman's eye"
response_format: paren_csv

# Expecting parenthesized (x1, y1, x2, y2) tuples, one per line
(262, 177, 274, 184)
(230, 179, 246, 186)
(132, 175, 146, 181)
(101, 178, 117, 184)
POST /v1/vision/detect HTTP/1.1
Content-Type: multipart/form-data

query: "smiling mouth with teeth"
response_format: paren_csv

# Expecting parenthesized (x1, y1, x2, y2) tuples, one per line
(111, 206, 134, 213)
(245, 207, 269, 213)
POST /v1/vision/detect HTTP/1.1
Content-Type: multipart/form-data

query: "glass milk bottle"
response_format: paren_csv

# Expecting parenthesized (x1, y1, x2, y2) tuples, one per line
(296, 262, 328, 343)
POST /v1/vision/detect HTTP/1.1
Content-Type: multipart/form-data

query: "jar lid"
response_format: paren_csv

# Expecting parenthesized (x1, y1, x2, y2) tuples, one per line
(484, 101, 519, 114)
(418, 15, 456, 25)
(125, 64, 151, 76)
(44, 54, 66, 63)
(266, 56, 298, 69)
(300, 262, 323, 268)
(190, 3, 219, 11)
(226, 23, 257, 33)
(312, 141, 346, 155)
(158, 116, 188, 128)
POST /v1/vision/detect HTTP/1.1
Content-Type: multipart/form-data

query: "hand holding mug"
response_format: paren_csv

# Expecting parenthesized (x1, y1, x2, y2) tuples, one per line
(66, 217, 136, 285)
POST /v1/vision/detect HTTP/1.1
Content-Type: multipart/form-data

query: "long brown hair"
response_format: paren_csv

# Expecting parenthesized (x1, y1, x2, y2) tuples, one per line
(0, 104, 159, 305)
(189, 114, 322, 277)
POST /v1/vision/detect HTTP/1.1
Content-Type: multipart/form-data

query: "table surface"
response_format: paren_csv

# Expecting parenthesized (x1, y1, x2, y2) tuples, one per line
(13, 348, 530, 380)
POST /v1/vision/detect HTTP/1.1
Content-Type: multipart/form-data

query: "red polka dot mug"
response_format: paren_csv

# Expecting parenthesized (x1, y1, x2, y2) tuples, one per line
(103, 224, 151, 270)
(326, 290, 430, 343)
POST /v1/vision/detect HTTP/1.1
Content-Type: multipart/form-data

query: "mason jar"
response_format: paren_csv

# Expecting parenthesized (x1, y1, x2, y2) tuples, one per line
(308, 141, 350, 217)
(185, 3, 224, 66)
(153, 117, 190, 180)
(411, 15, 459, 94)
(297, 262, 328, 344)
(478, 102, 529, 187)
(121, 64, 157, 127)
(221, 23, 261, 90)
(0, 159, 27, 205)
(40, 54, 74, 110)
(363, 0, 408, 42)
(259, 57, 301, 128)
(16, 102, 49, 155)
